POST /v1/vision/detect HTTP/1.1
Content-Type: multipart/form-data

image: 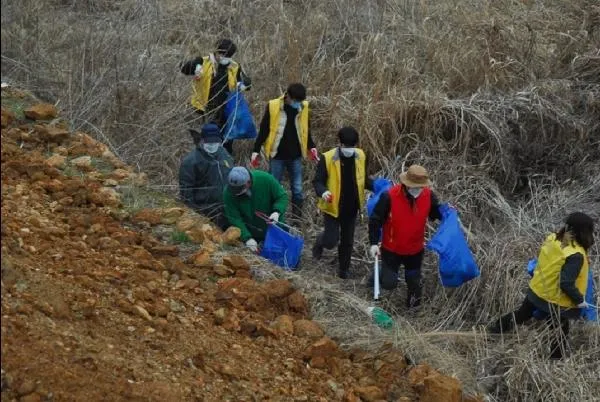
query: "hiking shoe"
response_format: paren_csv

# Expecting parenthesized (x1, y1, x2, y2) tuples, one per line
(338, 270, 349, 279)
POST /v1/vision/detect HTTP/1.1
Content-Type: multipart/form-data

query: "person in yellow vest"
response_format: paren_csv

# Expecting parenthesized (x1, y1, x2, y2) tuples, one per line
(180, 39, 251, 155)
(250, 83, 319, 219)
(488, 212, 595, 359)
(312, 127, 373, 279)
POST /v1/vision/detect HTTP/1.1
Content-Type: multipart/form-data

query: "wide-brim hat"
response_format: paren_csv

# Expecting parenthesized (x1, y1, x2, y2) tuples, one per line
(399, 164, 431, 188)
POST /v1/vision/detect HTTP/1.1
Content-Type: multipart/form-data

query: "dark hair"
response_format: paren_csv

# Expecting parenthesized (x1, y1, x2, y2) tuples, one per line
(338, 126, 359, 146)
(286, 83, 306, 101)
(215, 39, 237, 57)
(557, 212, 595, 250)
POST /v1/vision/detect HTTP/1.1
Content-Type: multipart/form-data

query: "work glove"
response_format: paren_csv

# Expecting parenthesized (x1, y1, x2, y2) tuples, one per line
(309, 148, 320, 162)
(577, 301, 590, 309)
(269, 212, 280, 222)
(237, 82, 247, 91)
(245, 238, 258, 253)
(250, 152, 260, 168)
(321, 191, 333, 203)
(369, 245, 380, 259)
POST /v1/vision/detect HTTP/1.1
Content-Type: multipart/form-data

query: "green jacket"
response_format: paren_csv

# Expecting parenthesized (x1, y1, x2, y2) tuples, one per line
(223, 170, 289, 242)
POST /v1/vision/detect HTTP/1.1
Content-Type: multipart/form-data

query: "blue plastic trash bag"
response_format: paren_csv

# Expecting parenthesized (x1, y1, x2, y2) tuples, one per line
(222, 91, 257, 140)
(366, 177, 393, 241)
(366, 177, 393, 217)
(582, 271, 597, 321)
(526, 258, 597, 321)
(527, 258, 538, 277)
(260, 223, 303, 271)
(426, 204, 480, 287)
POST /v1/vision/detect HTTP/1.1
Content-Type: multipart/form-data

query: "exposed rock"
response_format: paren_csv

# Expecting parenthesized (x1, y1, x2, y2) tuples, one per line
(408, 364, 433, 387)
(160, 207, 185, 225)
(222, 255, 250, 271)
(132, 209, 162, 225)
(40, 126, 70, 143)
(133, 305, 153, 321)
(264, 279, 294, 299)
(176, 214, 199, 232)
(70, 156, 92, 170)
(421, 373, 462, 402)
(342, 390, 361, 402)
(213, 265, 235, 277)
(270, 315, 294, 335)
(149, 244, 179, 257)
(287, 291, 308, 314)
(293, 319, 324, 339)
(45, 154, 66, 169)
(213, 307, 240, 331)
(190, 250, 212, 267)
(304, 337, 339, 359)
(1, 107, 16, 127)
(221, 226, 241, 245)
(354, 385, 385, 402)
(88, 187, 120, 207)
(24, 103, 57, 120)
(169, 300, 186, 313)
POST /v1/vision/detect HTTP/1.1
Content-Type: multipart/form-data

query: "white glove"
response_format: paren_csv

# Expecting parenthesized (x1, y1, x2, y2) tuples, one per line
(245, 238, 258, 253)
(237, 82, 247, 91)
(321, 191, 333, 203)
(577, 301, 590, 309)
(369, 245, 380, 258)
(269, 212, 280, 222)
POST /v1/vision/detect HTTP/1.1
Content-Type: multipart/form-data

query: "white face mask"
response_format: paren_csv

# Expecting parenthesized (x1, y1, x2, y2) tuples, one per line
(408, 187, 423, 198)
(340, 147, 355, 158)
(203, 143, 220, 154)
(219, 57, 231, 65)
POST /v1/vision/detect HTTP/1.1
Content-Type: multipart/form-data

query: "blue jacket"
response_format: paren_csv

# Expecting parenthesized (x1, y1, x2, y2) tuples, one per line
(179, 146, 233, 214)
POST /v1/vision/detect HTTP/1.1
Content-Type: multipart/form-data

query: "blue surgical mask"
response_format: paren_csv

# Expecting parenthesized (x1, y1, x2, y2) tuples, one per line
(219, 57, 231, 65)
(291, 101, 302, 110)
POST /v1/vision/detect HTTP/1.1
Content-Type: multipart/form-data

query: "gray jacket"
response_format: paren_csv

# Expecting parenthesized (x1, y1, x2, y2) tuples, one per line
(179, 146, 233, 214)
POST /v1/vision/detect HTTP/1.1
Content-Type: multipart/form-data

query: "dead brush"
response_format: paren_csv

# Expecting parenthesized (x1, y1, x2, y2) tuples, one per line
(2, 0, 600, 400)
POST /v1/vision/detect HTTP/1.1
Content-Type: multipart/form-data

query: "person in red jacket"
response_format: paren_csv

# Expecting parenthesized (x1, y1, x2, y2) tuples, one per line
(368, 165, 442, 308)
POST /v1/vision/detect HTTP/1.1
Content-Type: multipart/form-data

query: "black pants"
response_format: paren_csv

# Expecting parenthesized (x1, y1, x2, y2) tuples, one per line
(315, 214, 357, 274)
(491, 297, 571, 359)
(379, 249, 424, 308)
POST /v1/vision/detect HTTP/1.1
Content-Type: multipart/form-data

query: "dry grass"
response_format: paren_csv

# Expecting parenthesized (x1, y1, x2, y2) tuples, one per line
(2, 0, 600, 400)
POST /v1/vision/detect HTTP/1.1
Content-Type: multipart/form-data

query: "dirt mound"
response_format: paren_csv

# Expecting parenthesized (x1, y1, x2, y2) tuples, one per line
(1, 89, 476, 401)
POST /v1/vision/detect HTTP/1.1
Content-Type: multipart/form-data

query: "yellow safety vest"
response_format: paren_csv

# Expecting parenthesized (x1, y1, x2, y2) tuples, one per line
(190, 56, 239, 111)
(263, 96, 309, 160)
(317, 148, 366, 218)
(529, 233, 589, 308)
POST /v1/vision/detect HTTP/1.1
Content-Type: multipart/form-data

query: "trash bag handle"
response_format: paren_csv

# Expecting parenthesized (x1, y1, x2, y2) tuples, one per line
(254, 211, 301, 236)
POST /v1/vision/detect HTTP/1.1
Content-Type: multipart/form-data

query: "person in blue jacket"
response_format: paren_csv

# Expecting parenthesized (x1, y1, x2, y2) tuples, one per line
(179, 123, 233, 230)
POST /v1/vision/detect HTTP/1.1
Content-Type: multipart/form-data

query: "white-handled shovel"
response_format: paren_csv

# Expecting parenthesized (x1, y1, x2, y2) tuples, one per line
(374, 257, 380, 301)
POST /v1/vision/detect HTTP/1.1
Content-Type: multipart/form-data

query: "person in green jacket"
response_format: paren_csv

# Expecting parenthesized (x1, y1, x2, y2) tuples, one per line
(223, 167, 289, 252)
